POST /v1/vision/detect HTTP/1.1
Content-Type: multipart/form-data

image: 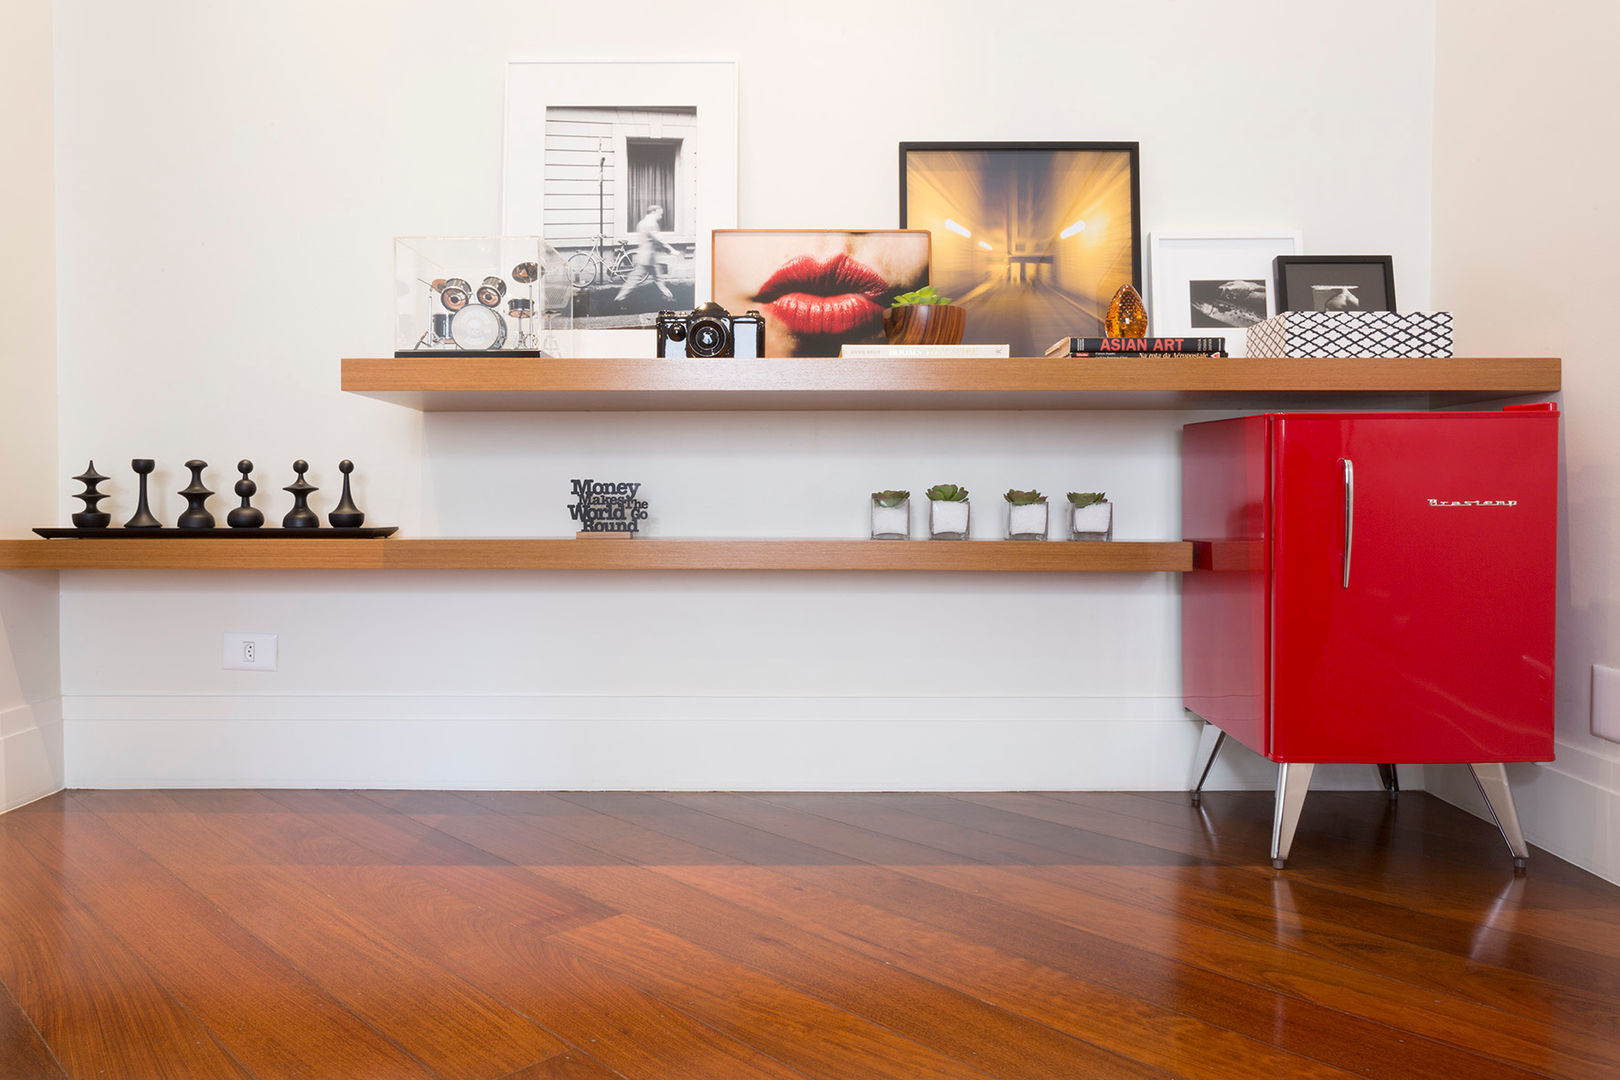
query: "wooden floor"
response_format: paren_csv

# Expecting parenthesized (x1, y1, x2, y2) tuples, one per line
(3, 790, 1619, 1080)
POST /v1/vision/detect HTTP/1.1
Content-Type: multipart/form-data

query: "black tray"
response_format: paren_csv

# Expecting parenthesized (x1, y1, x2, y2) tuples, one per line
(34, 527, 399, 539)
(393, 350, 542, 358)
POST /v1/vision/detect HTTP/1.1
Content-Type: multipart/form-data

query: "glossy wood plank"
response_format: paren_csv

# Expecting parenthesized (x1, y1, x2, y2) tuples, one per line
(136, 791, 818, 1080)
(0, 810, 256, 1079)
(555, 914, 1020, 1080)
(0, 981, 67, 1080)
(393, 792, 1181, 1080)
(497, 1052, 631, 1080)
(1028, 790, 1620, 966)
(5, 795, 453, 1079)
(5, 789, 1618, 1080)
(666, 790, 1620, 1076)
(582, 793, 1564, 1080)
(340, 355, 1562, 412)
(847, 793, 1620, 1058)
(0, 537, 1192, 572)
(458, 801, 1183, 1080)
(69, 789, 571, 1080)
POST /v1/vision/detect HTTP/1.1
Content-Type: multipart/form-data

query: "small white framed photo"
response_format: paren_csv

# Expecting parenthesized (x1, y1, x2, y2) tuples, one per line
(503, 60, 738, 356)
(1148, 232, 1301, 356)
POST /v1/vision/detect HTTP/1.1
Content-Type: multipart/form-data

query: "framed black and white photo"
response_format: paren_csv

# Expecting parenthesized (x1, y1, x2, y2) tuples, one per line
(503, 61, 738, 354)
(1274, 255, 1396, 314)
(899, 142, 1140, 357)
(1149, 232, 1301, 356)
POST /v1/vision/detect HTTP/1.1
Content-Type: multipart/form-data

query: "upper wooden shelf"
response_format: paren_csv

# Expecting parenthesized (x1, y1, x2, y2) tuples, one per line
(0, 538, 1191, 573)
(341, 355, 1561, 412)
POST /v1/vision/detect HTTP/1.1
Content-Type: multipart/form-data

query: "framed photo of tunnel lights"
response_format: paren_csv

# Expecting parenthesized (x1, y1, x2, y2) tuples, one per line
(899, 142, 1140, 358)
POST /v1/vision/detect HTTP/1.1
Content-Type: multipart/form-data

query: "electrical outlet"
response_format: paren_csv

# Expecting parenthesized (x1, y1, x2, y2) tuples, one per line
(223, 633, 277, 672)
(1595, 664, 1620, 744)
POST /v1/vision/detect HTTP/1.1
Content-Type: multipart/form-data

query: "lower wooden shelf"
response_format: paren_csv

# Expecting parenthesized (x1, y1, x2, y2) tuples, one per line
(0, 538, 1192, 572)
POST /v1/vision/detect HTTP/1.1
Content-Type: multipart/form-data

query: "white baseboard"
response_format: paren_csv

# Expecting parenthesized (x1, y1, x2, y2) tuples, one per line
(1, 698, 64, 810)
(1425, 740, 1620, 886)
(62, 693, 1391, 792)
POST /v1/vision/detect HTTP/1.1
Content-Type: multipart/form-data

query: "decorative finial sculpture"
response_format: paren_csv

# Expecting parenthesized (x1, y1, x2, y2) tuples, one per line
(71, 461, 111, 529)
(125, 459, 161, 529)
(282, 460, 319, 528)
(327, 460, 365, 528)
(176, 460, 215, 529)
(1104, 284, 1149, 338)
(227, 459, 264, 529)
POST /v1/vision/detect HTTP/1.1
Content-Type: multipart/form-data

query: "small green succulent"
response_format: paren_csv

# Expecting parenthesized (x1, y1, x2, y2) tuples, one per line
(1003, 489, 1047, 505)
(925, 484, 969, 502)
(1067, 492, 1107, 508)
(891, 285, 954, 307)
(871, 490, 910, 508)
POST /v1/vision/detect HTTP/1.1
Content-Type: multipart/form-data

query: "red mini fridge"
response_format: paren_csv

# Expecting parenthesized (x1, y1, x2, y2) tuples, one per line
(1181, 406, 1557, 868)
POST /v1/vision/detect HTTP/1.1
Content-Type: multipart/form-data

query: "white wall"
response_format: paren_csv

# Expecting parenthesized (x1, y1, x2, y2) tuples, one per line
(52, 0, 1435, 791)
(0, 0, 63, 809)
(1430, 2, 1620, 882)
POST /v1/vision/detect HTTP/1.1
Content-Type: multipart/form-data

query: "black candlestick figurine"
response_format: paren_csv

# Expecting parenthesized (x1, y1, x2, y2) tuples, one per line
(71, 461, 111, 529)
(282, 459, 319, 528)
(228, 459, 264, 528)
(327, 460, 365, 528)
(176, 460, 215, 529)
(125, 459, 161, 529)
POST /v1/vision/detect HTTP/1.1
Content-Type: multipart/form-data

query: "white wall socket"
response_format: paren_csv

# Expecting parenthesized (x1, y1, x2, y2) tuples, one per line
(223, 633, 278, 672)
(1594, 664, 1620, 744)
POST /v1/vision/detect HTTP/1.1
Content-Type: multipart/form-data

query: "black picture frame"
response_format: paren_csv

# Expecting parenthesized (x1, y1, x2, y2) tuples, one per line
(899, 142, 1141, 356)
(1273, 255, 1396, 314)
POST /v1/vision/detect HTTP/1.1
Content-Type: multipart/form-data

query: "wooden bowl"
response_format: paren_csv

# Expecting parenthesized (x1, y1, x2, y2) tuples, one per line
(882, 304, 966, 346)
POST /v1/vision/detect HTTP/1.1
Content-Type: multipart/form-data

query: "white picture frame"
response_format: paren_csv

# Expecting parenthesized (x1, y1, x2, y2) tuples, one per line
(503, 60, 738, 356)
(1148, 232, 1301, 357)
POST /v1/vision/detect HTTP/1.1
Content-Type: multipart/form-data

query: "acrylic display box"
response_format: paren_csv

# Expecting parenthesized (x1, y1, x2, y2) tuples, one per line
(395, 236, 575, 358)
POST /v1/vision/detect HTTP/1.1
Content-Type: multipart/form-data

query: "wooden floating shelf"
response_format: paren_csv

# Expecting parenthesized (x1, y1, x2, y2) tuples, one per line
(341, 355, 1561, 412)
(0, 538, 1192, 573)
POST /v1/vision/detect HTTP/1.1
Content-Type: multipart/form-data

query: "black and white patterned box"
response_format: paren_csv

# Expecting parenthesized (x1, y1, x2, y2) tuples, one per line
(1245, 312, 1454, 358)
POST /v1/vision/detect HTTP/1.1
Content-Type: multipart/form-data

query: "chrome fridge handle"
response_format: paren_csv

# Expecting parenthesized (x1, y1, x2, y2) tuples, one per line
(1342, 458, 1354, 588)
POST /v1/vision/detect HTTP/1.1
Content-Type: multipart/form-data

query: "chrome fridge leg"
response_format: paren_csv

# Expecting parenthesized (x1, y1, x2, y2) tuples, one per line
(1377, 763, 1400, 801)
(1469, 762, 1530, 870)
(1270, 762, 1316, 869)
(1189, 722, 1226, 806)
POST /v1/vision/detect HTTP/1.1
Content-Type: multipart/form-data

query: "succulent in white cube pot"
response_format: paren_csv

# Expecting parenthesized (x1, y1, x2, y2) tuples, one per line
(870, 490, 911, 540)
(1004, 489, 1049, 540)
(925, 483, 971, 540)
(1067, 491, 1113, 541)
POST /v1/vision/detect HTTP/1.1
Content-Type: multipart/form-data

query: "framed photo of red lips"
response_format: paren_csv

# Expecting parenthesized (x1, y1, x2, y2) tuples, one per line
(900, 142, 1141, 358)
(711, 229, 932, 357)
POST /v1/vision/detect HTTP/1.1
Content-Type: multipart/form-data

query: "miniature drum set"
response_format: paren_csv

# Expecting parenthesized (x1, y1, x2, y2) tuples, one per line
(416, 260, 540, 352)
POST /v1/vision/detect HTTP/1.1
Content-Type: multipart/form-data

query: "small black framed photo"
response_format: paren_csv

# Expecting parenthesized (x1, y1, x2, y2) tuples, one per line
(1273, 255, 1396, 313)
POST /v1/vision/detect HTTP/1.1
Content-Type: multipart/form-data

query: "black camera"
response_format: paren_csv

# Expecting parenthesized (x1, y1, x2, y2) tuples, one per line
(655, 302, 765, 358)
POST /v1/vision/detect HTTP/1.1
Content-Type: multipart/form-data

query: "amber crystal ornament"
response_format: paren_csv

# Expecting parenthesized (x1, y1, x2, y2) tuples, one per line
(1103, 284, 1149, 337)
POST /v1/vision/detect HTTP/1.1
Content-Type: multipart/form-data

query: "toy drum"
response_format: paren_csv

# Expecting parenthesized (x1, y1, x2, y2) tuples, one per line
(450, 304, 506, 350)
(477, 276, 507, 307)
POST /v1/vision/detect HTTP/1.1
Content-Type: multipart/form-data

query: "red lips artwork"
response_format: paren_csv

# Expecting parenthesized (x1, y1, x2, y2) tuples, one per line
(712, 230, 932, 357)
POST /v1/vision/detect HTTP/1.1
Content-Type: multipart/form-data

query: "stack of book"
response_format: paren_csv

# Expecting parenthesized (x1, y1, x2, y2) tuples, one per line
(1045, 336, 1228, 358)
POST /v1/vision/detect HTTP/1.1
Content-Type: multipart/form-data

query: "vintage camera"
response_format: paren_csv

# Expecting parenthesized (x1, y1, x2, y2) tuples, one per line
(656, 302, 765, 358)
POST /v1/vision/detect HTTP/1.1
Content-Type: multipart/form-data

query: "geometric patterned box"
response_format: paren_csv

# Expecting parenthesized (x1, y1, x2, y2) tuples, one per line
(1245, 311, 1454, 358)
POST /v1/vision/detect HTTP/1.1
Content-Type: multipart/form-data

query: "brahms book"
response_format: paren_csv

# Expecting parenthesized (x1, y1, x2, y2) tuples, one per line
(1045, 335, 1227, 357)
